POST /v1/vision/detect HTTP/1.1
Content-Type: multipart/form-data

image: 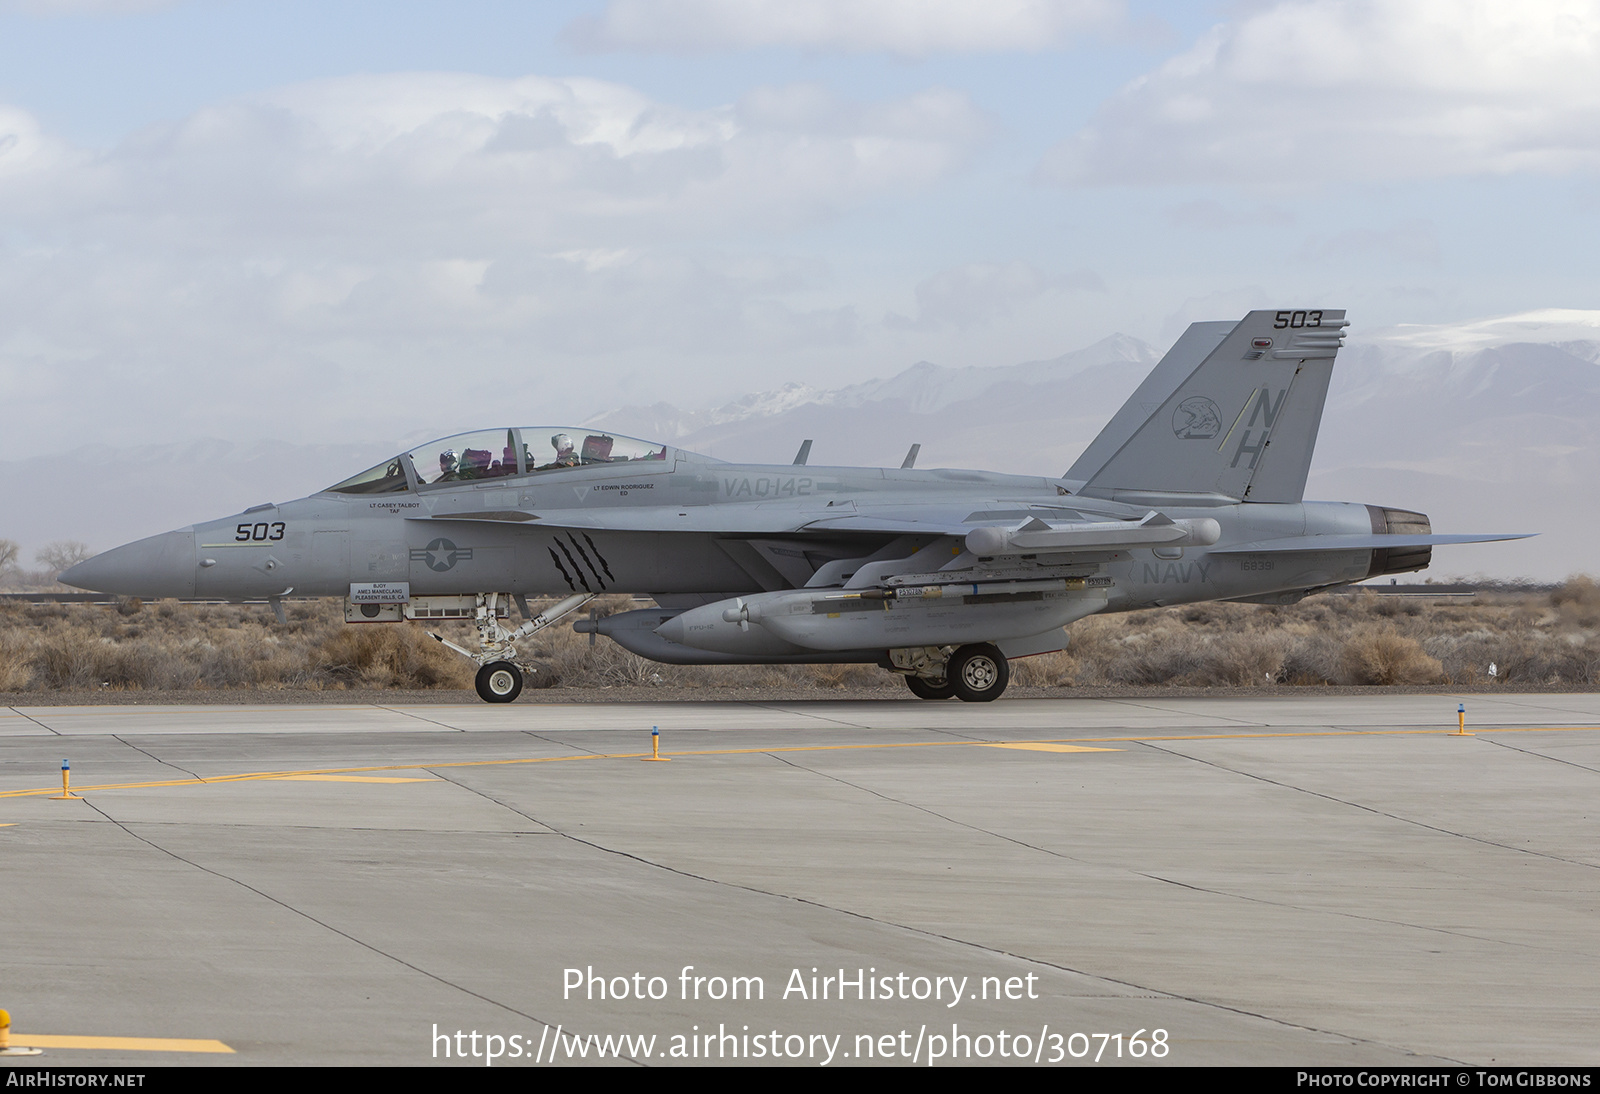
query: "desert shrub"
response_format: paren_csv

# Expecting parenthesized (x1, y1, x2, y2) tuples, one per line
(1104, 631, 1285, 687)
(1012, 650, 1078, 687)
(32, 629, 101, 689)
(314, 626, 472, 689)
(1279, 633, 1342, 685)
(808, 663, 881, 689)
(1551, 576, 1600, 629)
(0, 633, 33, 690)
(1338, 627, 1444, 685)
(1372, 597, 1422, 618)
(1551, 576, 1600, 610)
(94, 640, 164, 689)
(1, 585, 1594, 693)
(585, 644, 677, 687)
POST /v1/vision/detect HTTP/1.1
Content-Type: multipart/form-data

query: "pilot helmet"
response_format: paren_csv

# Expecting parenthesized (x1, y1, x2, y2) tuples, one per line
(551, 433, 574, 454)
(439, 449, 459, 472)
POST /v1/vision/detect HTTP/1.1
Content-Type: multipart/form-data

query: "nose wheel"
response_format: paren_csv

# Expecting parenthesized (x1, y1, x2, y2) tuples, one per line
(425, 592, 594, 702)
(475, 661, 523, 703)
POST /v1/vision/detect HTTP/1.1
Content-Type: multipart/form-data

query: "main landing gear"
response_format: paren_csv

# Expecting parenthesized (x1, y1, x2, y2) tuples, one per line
(897, 643, 1010, 702)
(431, 592, 596, 703)
(905, 675, 957, 700)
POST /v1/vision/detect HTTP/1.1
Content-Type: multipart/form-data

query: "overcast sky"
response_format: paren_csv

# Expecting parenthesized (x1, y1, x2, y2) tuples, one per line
(1, 0, 1597, 458)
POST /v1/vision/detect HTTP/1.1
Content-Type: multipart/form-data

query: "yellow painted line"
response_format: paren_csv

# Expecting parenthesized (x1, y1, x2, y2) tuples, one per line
(13, 1034, 233, 1053)
(2, 705, 402, 718)
(982, 743, 1121, 753)
(1, 725, 1596, 800)
(271, 774, 433, 783)
(1058, 726, 1600, 745)
(0, 754, 611, 798)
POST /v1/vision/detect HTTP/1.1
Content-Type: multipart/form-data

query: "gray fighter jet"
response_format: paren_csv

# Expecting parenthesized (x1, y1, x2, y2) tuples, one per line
(62, 309, 1529, 702)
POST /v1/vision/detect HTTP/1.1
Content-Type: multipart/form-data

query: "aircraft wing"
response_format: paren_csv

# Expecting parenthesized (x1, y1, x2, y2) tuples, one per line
(419, 501, 1223, 554)
(419, 504, 1530, 569)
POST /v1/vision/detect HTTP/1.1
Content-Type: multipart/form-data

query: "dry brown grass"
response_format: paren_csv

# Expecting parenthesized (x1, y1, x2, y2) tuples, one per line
(1338, 627, 1445, 686)
(0, 582, 1596, 694)
(315, 626, 474, 690)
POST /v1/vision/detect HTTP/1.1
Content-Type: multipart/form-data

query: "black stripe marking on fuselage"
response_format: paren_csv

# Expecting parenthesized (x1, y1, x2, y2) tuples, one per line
(565, 532, 607, 589)
(554, 537, 592, 592)
(582, 532, 615, 581)
(547, 546, 577, 592)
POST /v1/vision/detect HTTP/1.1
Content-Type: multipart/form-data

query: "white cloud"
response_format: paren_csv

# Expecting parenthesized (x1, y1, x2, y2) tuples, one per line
(1044, 0, 1600, 184)
(0, 104, 72, 179)
(1162, 199, 1293, 230)
(1, 0, 180, 13)
(1363, 308, 1600, 351)
(886, 261, 1104, 330)
(1302, 220, 1441, 264)
(0, 72, 989, 454)
(4, 73, 986, 253)
(569, 0, 1121, 55)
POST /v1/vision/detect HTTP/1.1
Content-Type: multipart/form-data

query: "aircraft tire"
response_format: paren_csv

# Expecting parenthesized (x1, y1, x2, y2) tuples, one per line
(949, 644, 1009, 703)
(905, 675, 956, 700)
(476, 661, 524, 703)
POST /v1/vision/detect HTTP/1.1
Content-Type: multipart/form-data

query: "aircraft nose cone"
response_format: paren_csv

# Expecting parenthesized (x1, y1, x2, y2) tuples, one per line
(59, 529, 197, 598)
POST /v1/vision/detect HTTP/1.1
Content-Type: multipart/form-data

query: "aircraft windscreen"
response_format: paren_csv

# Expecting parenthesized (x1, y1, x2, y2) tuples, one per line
(325, 456, 409, 495)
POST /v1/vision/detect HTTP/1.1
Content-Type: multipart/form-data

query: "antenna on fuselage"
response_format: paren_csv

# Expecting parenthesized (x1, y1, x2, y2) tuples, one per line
(900, 444, 921, 469)
(792, 440, 813, 466)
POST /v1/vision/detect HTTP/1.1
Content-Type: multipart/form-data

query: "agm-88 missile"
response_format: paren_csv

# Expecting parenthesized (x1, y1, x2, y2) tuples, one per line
(654, 579, 1110, 655)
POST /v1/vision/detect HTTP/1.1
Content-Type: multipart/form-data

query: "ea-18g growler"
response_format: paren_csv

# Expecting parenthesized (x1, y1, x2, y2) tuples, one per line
(63, 309, 1528, 702)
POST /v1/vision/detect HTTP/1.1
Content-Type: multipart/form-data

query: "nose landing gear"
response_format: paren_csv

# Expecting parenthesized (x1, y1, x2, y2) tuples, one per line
(430, 592, 595, 703)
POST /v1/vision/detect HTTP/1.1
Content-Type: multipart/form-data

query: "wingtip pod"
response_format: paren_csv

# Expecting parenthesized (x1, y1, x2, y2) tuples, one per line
(1072, 309, 1347, 505)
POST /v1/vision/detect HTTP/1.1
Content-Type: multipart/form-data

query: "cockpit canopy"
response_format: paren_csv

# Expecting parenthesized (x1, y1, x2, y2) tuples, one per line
(324, 428, 672, 495)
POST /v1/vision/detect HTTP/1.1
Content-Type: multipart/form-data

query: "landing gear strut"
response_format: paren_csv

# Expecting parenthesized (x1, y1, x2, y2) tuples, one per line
(431, 592, 595, 703)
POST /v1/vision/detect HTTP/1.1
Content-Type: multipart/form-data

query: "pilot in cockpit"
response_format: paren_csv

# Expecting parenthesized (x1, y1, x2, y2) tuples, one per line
(543, 434, 580, 470)
(438, 449, 461, 481)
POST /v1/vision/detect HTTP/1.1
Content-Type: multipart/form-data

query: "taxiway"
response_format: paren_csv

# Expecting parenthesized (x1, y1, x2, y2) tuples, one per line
(2, 693, 1597, 1066)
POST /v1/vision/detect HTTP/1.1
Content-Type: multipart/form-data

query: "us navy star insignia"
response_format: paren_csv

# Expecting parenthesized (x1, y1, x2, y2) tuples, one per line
(410, 538, 473, 572)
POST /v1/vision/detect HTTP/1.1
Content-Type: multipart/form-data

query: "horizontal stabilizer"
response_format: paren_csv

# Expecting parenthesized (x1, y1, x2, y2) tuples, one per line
(1211, 533, 1534, 554)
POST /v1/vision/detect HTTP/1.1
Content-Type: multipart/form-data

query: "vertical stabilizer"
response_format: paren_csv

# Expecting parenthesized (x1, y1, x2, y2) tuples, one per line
(1073, 309, 1346, 503)
(1067, 320, 1234, 482)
